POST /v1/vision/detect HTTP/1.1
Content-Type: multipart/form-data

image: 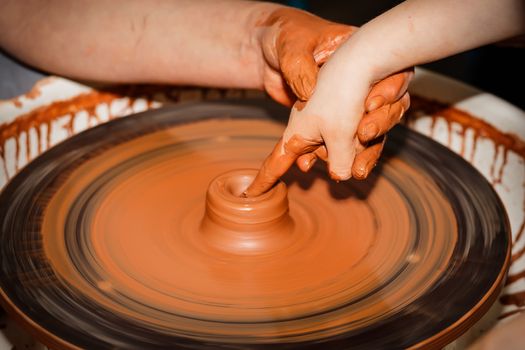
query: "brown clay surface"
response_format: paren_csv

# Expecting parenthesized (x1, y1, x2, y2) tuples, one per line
(42, 118, 457, 340)
(0, 102, 511, 349)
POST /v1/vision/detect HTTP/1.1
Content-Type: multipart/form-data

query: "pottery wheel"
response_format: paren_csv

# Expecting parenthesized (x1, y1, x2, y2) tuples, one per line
(0, 101, 510, 349)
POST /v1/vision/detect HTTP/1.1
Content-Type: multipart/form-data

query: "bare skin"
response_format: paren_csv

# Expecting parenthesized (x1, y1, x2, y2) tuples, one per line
(247, 0, 525, 344)
(245, 71, 411, 197)
(0, 0, 411, 188)
(245, 0, 524, 196)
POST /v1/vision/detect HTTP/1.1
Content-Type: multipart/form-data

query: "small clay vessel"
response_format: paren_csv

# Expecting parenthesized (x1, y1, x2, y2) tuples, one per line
(0, 102, 510, 350)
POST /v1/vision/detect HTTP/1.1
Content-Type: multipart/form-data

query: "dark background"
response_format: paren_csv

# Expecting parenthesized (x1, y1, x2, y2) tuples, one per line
(276, 0, 524, 109)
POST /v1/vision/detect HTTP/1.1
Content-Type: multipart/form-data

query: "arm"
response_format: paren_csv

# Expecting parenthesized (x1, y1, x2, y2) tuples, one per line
(0, 0, 411, 190)
(317, 0, 525, 100)
(0, 0, 410, 107)
(246, 0, 524, 195)
(0, 0, 275, 88)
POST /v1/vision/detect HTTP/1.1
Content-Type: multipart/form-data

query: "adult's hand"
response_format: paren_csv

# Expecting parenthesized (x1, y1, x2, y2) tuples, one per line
(246, 47, 412, 197)
(245, 8, 413, 197)
(243, 74, 412, 197)
(247, 0, 524, 197)
(258, 8, 412, 110)
(258, 8, 354, 106)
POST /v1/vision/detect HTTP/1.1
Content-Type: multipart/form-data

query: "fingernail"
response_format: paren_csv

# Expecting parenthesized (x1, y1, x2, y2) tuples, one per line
(366, 96, 385, 111)
(364, 160, 379, 176)
(362, 123, 379, 140)
(305, 156, 317, 170)
(329, 170, 342, 182)
(355, 167, 367, 179)
(329, 169, 352, 182)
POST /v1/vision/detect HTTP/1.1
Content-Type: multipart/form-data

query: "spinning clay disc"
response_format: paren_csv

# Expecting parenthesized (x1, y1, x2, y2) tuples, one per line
(0, 101, 510, 349)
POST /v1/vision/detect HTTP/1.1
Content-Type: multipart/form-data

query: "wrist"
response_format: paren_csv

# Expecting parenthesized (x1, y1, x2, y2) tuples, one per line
(335, 31, 386, 84)
(311, 43, 376, 109)
(334, 22, 416, 85)
(244, 2, 285, 90)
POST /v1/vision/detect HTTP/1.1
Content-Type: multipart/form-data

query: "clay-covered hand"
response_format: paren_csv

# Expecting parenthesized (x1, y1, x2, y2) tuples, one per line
(258, 8, 355, 106)
(243, 8, 416, 197)
(244, 66, 413, 197)
(258, 7, 412, 112)
(247, 0, 525, 196)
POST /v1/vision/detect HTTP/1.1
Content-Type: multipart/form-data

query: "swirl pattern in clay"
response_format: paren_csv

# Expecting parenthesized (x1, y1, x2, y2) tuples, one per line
(0, 101, 510, 349)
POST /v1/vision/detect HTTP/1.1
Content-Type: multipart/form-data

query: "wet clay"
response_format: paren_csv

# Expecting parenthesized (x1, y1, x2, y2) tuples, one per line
(202, 169, 294, 254)
(258, 8, 353, 102)
(40, 118, 457, 341)
(0, 101, 512, 348)
(244, 133, 322, 197)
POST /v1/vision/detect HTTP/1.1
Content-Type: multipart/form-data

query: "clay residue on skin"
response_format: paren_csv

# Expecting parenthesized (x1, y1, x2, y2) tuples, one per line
(258, 8, 353, 101)
(244, 133, 320, 197)
(293, 100, 306, 111)
(40, 118, 458, 343)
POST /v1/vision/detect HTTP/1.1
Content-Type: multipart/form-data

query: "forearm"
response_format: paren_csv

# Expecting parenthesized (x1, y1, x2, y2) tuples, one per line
(0, 0, 281, 88)
(277, 0, 524, 182)
(316, 0, 525, 97)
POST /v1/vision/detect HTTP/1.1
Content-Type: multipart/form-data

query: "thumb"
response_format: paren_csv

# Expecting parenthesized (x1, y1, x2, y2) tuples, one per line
(365, 68, 414, 112)
(280, 49, 319, 101)
(324, 131, 357, 181)
(263, 66, 297, 107)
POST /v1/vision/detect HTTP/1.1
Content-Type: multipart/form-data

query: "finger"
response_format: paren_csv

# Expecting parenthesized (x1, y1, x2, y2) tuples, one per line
(296, 153, 317, 172)
(352, 136, 386, 180)
(280, 49, 318, 101)
(244, 139, 297, 197)
(295, 143, 331, 172)
(314, 145, 328, 162)
(324, 131, 356, 181)
(357, 92, 410, 143)
(245, 135, 320, 197)
(365, 68, 414, 111)
(263, 67, 296, 107)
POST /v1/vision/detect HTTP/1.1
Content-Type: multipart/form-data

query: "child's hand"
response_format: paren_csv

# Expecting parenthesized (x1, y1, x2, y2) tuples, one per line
(259, 8, 412, 110)
(245, 65, 412, 197)
(245, 8, 413, 197)
(249, 0, 524, 197)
